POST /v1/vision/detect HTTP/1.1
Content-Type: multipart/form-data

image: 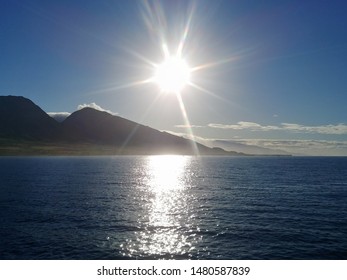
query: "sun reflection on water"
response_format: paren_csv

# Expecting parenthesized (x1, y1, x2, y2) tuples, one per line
(147, 155, 187, 191)
(121, 155, 200, 259)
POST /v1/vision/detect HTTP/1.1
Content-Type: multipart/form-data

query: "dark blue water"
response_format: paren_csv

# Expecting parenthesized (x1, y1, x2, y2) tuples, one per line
(0, 156, 346, 259)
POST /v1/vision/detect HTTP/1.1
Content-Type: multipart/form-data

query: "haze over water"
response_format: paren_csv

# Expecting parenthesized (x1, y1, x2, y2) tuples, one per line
(1, 156, 346, 259)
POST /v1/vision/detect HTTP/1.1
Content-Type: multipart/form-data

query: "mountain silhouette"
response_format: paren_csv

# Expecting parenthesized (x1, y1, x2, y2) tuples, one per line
(0, 96, 242, 155)
(61, 107, 211, 154)
(0, 96, 59, 140)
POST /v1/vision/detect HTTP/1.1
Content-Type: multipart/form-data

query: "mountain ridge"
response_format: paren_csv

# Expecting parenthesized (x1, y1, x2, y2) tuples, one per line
(0, 95, 59, 140)
(0, 96, 244, 156)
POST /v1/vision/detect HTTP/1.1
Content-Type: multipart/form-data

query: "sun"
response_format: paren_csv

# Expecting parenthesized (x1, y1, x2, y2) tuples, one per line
(153, 55, 191, 94)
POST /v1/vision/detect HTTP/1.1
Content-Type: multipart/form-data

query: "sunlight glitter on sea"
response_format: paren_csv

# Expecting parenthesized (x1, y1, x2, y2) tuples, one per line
(120, 155, 201, 259)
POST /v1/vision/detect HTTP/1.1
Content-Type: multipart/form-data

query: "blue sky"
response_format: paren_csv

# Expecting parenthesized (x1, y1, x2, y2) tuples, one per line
(1, 0, 347, 155)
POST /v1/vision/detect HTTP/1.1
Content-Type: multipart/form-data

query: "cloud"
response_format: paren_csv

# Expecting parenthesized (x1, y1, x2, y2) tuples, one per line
(175, 124, 204, 128)
(208, 121, 347, 135)
(77, 103, 117, 115)
(164, 129, 347, 156)
(47, 112, 71, 122)
(215, 138, 347, 156)
(48, 103, 118, 122)
(281, 123, 347, 134)
(208, 122, 279, 131)
(242, 139, 347, 156)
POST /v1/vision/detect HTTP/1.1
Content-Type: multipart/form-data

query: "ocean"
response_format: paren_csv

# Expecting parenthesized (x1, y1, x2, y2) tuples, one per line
(0, 156, 346, 260)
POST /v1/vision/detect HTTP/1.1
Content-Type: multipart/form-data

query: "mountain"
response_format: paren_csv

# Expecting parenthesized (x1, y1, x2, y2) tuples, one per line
(0, 96, 242, 156)
(212, 140, 290, 156)
(60, 107, 220, 154)
(0, 96, 59, 140)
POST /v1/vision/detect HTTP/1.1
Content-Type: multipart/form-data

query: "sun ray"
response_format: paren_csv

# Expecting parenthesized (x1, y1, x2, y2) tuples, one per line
(190, 56, 240, 72)
(177, 3, 195, 57)
(141, 0, 168, 51)
(122, 47, 158, 68)
(83, 79, 152, 97)
(162, 43, 170, 59)
(118, 92, 163, 154)
(176, 93, 200, 156)
(188, 82, 230, 103)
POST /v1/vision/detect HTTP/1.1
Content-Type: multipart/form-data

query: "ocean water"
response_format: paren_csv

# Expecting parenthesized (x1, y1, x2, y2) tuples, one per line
(0, 156, 346, 260)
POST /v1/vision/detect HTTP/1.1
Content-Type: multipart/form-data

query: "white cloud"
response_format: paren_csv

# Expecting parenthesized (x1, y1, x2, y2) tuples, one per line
(208, 122, 280, 131)
(242, 139, 347, 156)
(175, 124, 204, 128)
(164, 129, 347, 156)
(47, 112, 71, 122)
(47, 103, 117, 122)
(208, 121, 347, 135)
(220, 138, 347, 156)
(77, 103, 117, 115)
(281, 123, 347, 134)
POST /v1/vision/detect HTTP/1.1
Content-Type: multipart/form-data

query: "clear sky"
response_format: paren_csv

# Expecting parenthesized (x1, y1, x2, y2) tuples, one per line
(2, 0, 347, 155)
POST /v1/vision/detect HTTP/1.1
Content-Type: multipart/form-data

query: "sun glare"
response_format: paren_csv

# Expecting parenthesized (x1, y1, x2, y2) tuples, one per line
(101, 2, 238, 156)
(153, 55, 191, 94)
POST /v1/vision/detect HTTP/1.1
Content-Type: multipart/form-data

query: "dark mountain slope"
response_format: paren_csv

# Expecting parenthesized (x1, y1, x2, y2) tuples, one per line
(61, 108, 220, 154)
(0, 96, 59, 140)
